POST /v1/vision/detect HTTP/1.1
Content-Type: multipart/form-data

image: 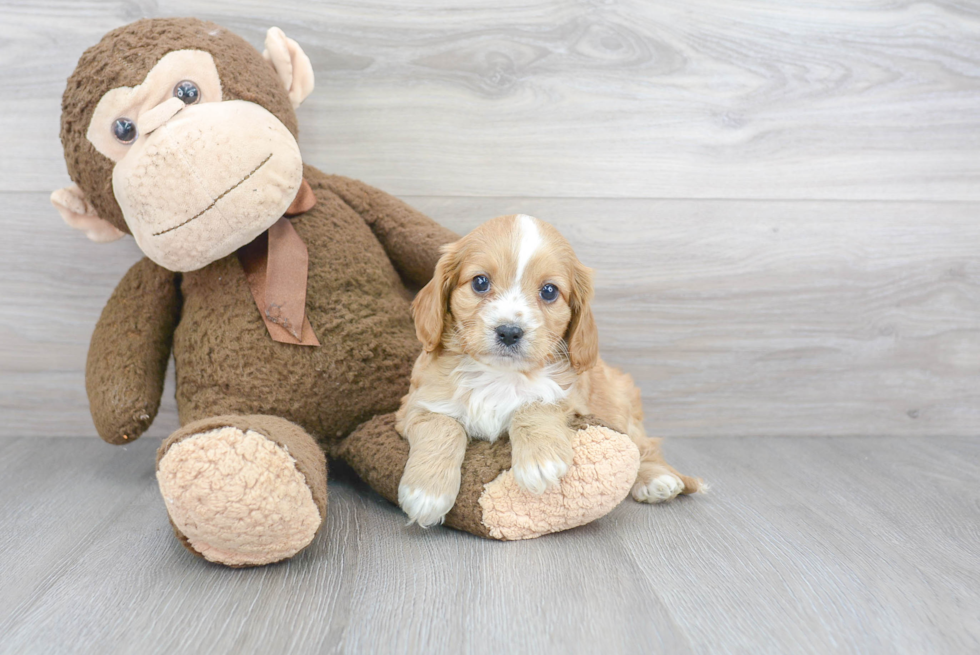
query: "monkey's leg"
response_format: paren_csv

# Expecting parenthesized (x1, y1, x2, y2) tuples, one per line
(333, 413, 640, 540)
(156, 415, 327, 567)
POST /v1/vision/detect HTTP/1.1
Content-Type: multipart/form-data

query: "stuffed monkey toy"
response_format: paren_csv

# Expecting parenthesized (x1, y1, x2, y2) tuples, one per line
(53, 18, 644, 567)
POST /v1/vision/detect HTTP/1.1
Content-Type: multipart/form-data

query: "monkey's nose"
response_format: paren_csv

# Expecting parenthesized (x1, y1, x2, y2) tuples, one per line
(139, 97, 185, 135)
(495, 324, 524, 347)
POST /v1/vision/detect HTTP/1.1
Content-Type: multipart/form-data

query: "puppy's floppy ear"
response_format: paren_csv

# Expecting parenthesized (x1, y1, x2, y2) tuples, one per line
(412, 241, 460, 352)
(565, 260, 599, 372)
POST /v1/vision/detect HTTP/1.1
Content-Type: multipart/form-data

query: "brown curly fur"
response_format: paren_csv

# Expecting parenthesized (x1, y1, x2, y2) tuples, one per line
(62, 19, 648, 550)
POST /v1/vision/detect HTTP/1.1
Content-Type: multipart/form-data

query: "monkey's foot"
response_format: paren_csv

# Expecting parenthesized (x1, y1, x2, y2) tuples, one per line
(156, 415, 327, 567)
(476, 425, 640, 540)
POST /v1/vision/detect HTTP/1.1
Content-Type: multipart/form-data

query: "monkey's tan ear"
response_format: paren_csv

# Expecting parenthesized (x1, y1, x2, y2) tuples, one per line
(51, 184, 125, 243)
(263, 27, 315, 109)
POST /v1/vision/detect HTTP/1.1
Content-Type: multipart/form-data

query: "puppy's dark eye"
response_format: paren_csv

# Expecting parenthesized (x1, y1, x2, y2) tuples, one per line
(471, 275, 490, 294)
(173, 80, 200, 105)
(540, 283, 559, 303)
(112, 117, 137, 144)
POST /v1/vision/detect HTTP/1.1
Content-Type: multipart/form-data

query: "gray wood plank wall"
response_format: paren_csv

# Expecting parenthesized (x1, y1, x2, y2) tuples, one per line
(1, 0, 978, 438)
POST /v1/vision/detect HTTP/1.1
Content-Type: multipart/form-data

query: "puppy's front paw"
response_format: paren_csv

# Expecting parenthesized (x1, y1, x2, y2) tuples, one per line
(632, 472, 684, 504)
(398, 455, 462, 528)
(513, 459, 569, 495)
(511, 437, 574, 495)
(398, 484, 457, 528)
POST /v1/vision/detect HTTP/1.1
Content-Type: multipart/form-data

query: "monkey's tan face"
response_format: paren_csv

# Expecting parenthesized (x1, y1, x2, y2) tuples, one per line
(111, 100, 302, 271)
(85, 50, 303, 272)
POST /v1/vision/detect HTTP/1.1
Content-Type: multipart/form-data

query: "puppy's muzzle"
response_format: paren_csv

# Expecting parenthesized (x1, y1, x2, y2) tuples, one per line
(495, 324, 524, 347)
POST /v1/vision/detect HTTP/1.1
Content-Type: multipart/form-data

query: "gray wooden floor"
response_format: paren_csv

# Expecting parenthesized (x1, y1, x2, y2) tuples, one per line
(2, 1, 979, 653)
(1, 435, 977, 654)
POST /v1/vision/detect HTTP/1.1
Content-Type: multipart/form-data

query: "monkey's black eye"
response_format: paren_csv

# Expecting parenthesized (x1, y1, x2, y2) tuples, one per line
(173, 80, 200, 105)
(471, 275, 490, 294)
(112, 117, 137, 144)
(540, 283, 559, 303)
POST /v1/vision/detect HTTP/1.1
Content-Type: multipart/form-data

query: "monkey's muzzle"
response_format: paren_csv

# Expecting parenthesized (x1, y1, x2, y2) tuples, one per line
(112, 100, 304, 273)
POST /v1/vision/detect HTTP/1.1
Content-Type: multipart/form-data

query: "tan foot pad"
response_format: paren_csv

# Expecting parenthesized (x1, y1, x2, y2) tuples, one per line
(157, 427, 322, 567)
(478, 426, 641, 540)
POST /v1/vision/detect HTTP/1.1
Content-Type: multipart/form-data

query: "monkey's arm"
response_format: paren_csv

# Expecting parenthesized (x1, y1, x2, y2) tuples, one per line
(321, 174, 458, 287)
(86, 257, 180, 445)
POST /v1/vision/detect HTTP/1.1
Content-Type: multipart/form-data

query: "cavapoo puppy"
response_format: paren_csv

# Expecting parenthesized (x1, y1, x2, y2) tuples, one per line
(396, 214, 702, 527)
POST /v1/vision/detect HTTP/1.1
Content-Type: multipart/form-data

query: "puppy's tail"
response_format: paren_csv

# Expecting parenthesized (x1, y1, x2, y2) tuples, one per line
(679, 474, 708, 495)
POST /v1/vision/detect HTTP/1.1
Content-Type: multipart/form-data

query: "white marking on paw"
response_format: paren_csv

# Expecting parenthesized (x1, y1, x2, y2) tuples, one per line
(398, 485, 456, 528)
(513, 458, 569, 495)
(633, 473, 684, 504)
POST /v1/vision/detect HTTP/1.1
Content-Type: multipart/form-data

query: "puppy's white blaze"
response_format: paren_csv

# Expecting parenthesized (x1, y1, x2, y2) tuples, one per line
(485, 286, 538, 329)
(481, 215, 545, 346)
(419, 357, 569, 442)
(514, 214, 542, 281)
(398, 485, 455, 527)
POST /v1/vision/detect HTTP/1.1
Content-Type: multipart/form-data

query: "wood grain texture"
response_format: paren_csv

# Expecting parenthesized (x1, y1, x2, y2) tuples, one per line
(2, 3, 978, 654)
(3, 0, 980, 199)
(1, 435, 977, 654)
(4, 191, 978, 438)
(2, 0, 978, 439)
(409, 197, 980, 438)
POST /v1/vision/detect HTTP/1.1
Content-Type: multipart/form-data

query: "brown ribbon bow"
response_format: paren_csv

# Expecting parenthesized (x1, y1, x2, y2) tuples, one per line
(237, 179, 320, 346)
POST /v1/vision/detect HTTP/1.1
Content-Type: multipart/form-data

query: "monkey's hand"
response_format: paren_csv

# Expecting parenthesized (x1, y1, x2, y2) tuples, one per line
(86, 257, 180, 445)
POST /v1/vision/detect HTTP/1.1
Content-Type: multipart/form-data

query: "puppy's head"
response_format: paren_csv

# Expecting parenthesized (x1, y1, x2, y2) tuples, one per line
(413, 214, 598, 372)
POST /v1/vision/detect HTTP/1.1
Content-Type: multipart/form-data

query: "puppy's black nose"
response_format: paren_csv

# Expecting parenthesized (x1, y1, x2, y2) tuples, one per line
(495, 324, 524, 347)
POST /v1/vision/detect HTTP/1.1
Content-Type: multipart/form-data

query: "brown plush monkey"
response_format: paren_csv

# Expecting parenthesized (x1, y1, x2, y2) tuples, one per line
(53, 18, 642, 566)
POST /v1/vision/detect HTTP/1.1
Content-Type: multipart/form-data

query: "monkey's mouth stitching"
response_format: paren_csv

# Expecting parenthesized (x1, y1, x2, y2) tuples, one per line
(152, 153, 274, 236)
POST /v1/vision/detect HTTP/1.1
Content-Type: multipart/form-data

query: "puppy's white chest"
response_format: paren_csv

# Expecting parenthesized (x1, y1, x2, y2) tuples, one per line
(423, 361, 569, 442)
